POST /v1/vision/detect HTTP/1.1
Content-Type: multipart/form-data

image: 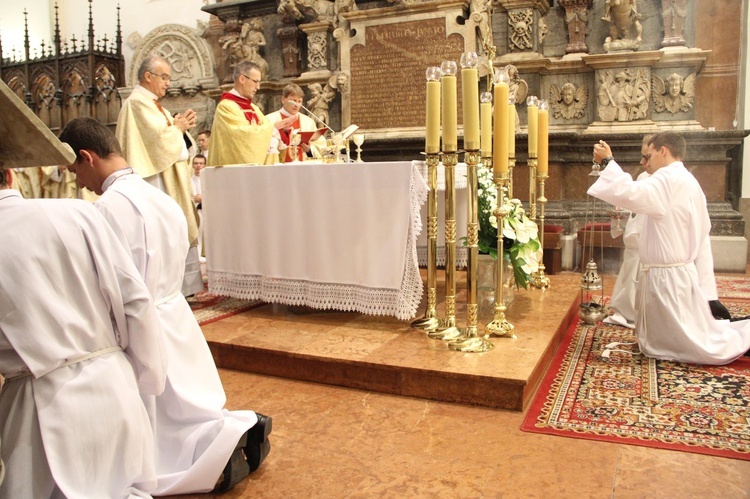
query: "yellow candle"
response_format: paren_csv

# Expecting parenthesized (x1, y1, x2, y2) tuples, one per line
(492, 82, 509, 174)
(537, 107, 549, 175)
(508, 102, 516, 157)
(425, 79, 441, 154)
(527, 103, 538, 157)
(441, 74, 457, 152)
(480, 100, 492, 158)
(461, 67, 480, 150)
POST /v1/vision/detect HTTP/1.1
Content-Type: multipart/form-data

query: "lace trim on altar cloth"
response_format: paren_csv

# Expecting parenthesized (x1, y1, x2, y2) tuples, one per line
(417, 246, 468, 268)
(208, 163, 429, 321)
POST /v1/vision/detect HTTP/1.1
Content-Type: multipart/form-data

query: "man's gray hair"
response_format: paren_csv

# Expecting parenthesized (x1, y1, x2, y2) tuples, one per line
(137, 55, 166, 83)
(233, 61, 261, 83)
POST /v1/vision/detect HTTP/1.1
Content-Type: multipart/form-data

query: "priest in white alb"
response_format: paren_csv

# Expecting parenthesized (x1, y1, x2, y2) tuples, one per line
(116, 55, 203, 296)
(589, 132, 750, 365)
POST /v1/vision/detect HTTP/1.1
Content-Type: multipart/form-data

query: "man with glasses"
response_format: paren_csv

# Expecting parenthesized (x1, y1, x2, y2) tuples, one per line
(589, 132, 750, 364)
(209, 61, 295, 166)
(116, 55, 203, 296)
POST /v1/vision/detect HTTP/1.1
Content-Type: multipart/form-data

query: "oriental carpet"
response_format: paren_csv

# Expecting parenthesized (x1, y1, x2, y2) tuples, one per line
(522, 295, 750, 460)
(188, 290, 262, 326)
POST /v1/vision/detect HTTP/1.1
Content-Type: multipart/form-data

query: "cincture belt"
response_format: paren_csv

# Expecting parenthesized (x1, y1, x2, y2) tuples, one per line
(3, 346, 123, 382)
(155, 289, 183, 307)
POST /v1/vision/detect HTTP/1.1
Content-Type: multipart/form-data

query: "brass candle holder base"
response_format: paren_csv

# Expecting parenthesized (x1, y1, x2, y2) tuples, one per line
(411, 315, 440, 331)
(485, 307, 516, 339)
(448, 335, 494, 352)
(530, 266, 551, 289)
(428, 318, 463, 341)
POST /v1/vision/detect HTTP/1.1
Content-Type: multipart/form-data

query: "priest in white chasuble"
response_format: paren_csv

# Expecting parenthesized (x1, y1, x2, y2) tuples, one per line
(209, 61, 291, 166)
(116, 55, 203, 296)
(266, 83, 327, 163)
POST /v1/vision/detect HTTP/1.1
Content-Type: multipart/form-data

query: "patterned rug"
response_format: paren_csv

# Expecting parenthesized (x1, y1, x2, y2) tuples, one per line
(188, 290, 262, 326)
(716, 275, 750, 300)
(522, 297, 750, 460)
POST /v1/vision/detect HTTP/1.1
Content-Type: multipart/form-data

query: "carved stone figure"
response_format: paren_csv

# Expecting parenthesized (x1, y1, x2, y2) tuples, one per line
(506, 65, 528, 107)
(470, 0, 494, 56)
(601, 0, 643, 52)
(307, 82, 336, 126)
(652, 72, 695, 114)
(508, 9, 533, 51)
(277, 0, 335, 24)
(560, 0, 590, 54)
(597, 68, 649, 122)
(550, 82, 587, 120)
(662, 0, 688, 47)
(538, 18, 548, 46)
(220, 20, 269, 77)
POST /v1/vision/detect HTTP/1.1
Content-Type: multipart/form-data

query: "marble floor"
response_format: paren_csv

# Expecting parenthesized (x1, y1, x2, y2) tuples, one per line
(175, 269, 750, 498)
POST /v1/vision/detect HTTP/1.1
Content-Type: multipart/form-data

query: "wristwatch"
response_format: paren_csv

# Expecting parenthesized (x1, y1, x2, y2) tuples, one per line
(600, 156, 614, 168)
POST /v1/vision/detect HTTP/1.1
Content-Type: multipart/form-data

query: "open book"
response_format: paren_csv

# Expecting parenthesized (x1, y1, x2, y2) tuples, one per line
(298, 127, 328, 145)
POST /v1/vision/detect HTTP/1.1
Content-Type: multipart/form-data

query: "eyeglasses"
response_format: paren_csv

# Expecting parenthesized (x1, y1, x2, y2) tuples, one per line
(241, 74, 261, 85)
(641, 154, 651, 161)
(148, 71, 171, 82)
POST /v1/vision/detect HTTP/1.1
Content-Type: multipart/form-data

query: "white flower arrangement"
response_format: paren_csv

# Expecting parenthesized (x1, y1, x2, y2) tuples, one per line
(475, 165, 542, 289)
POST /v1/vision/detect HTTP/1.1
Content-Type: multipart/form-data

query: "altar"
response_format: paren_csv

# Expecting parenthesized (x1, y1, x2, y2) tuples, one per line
(201, 161, 427, 320)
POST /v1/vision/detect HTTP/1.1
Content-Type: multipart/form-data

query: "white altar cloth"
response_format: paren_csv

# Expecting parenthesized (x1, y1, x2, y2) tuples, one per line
(202, 161, 427, 320)
(414, 160, 468, 267)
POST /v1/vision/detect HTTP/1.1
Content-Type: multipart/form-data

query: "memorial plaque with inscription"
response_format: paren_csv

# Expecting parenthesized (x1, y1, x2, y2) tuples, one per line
(350, 18, 465, 130)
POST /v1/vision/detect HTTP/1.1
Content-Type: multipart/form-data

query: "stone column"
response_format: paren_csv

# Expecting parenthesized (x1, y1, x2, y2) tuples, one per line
(278, 25, 301, 78)
(559, 0, 590, 55)
(661, 0, 688, 48)
(300, 21, 333, 75)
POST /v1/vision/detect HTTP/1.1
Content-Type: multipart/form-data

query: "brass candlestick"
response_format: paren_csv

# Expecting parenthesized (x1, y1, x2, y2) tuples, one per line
(449, 150, 494, 352)
(528, 154, 537, 221)
(508, 153, 515, 202)
(485, 168, 515, 338)
(530, 172, 551, 289)
(412, 152, 441, 331)
(429, 151, 462, 341)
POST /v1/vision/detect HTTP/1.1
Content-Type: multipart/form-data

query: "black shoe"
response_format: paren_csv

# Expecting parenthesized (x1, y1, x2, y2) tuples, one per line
(709, 300, 732, 320)
(215, 445, 251, 492)
(245, 414, 272, 472)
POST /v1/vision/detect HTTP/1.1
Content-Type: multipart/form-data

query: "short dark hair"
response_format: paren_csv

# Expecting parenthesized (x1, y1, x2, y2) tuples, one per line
(0, 167, 7, 187)
(193, 154, 206, 163)
(59, 117, 123, 161)
(233, 61, 261, 83)
(282, 84, 304, 98)
(197, 130, 211, 138)
(648, 132, 686, 160)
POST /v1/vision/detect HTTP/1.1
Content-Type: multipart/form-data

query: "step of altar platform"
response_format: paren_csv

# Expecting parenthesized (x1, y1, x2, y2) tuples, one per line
(202, 272, 601, 412)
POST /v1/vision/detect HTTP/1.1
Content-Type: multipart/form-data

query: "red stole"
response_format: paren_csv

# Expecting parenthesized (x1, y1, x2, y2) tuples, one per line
(154, 100, 171, 126)
(220, 92, 260, 124)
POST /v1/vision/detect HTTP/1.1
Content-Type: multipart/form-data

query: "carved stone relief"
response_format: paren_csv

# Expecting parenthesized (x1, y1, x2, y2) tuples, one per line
(305, 72, 347, 126)
(550, 82, 587, 120)
(559, 0, 590, 54)
(278, 25, 302, 77)
(601, 0, 643, 52)
(508, 9, 534, 52)
(652, 72, 695, 114)
(307, 29, 329, 70)
(596, 68, 649, 122)
(662, 0, 688, 48)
